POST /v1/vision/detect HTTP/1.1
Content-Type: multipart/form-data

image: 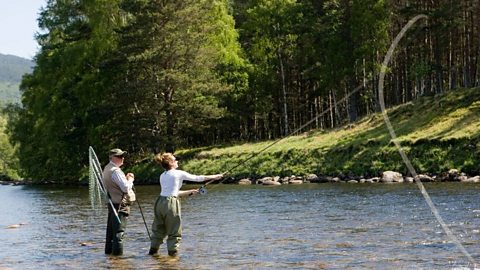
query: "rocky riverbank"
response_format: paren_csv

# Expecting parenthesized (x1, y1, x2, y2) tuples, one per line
(222, 169, 480, 185)
(2, 169, 478, 186)
(0, 179, 31, 186)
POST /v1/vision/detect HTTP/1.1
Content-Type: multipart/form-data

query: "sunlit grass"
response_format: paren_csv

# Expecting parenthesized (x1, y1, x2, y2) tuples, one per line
(134, 87, 480, 180)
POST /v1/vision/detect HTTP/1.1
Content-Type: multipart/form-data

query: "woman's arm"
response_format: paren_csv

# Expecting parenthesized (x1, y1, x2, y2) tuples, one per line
(179, 171, 223, 183)
(178, 189, 199, 197)
(202, 174, 223, 182)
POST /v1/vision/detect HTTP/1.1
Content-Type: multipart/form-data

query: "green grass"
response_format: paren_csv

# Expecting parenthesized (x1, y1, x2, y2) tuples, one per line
(132, 87, 480, 181)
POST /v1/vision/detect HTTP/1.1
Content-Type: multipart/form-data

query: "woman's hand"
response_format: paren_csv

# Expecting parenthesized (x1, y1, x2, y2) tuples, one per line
(206, 174, 223, 181)
(188, 189, 199, 196)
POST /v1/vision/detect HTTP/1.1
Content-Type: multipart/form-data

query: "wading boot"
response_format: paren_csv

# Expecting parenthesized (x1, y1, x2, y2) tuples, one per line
(148, 247, 158, 255)
(112, 241, 123, 256)
(104, 242, 112, 255)
(168, 250, 178, 257)
(112, 231, 124, 255)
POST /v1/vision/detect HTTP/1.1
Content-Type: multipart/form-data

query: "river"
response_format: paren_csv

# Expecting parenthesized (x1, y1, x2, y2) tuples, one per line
(1, 183, 479, 269)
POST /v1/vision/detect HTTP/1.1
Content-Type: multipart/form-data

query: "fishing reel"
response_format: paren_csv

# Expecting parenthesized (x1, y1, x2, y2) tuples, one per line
(198, 186, 207, 195)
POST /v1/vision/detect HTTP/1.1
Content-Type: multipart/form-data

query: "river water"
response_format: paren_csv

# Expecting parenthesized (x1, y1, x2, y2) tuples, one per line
(1, 183, 480, 269)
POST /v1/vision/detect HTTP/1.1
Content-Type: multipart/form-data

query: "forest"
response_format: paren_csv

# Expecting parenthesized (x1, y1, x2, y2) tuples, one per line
(3, 0, 479, 183)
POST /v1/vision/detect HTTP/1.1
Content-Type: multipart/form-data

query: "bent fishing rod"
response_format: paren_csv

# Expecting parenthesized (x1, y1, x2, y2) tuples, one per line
(195, 15, 432, 192)
(196, 83, 368, 195)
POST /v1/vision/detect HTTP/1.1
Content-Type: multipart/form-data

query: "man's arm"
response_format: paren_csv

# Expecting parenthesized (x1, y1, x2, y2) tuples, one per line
(112, 169, 134, 193)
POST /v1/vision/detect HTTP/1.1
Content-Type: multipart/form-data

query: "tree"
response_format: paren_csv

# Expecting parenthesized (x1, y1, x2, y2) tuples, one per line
(9, 0, 121, 182)
(0, 107, 19, 179)
(241, 0, 302, 137)
(103, 0, 235, 153)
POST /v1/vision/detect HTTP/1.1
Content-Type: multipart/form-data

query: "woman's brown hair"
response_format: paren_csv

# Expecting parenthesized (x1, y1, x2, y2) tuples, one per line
(154, 153, 175, 170)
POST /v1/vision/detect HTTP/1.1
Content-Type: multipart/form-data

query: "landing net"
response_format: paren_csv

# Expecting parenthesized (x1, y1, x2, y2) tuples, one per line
(89, 146, 107, 210)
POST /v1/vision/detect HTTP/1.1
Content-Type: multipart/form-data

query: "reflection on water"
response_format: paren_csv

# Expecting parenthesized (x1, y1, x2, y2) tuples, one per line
(1, 183, 479, 269)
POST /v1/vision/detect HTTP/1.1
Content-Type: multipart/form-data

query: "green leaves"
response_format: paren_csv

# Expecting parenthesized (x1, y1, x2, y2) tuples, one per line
(7, 0, 479, 182)
(8, 0, 122, 182)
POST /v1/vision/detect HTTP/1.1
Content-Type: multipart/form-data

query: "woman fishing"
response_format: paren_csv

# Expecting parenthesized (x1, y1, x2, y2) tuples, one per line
(148, 152, 223, 256)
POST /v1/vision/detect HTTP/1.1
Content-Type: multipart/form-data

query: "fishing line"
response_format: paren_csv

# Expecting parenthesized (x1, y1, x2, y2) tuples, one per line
(197, 30, 435, 190)
(193, 14, 477, 266)
(378, 14, 476, 266)
(198, 82, 370, 194)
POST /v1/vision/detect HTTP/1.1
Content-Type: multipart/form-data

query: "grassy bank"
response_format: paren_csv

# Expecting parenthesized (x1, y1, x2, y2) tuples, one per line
(133, 87, 480, 182)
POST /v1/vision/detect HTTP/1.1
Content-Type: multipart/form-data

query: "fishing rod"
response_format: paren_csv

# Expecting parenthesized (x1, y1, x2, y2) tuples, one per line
(196, 20, 429, 195)
(133, 187, 151, 240)
(196, 82, 368, 195)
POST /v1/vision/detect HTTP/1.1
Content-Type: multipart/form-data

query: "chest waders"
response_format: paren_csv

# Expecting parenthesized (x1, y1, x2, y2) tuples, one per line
(149, 196, 181, 256)
(103, 166, 131, 256)
(105, 202, 129, 255)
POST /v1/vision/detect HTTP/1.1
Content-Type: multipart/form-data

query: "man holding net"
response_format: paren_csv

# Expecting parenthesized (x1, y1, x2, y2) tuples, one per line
(102, 148, 135, 256)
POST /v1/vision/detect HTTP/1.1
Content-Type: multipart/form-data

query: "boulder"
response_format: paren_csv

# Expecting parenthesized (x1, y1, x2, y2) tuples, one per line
(405, 177, 414, 183)
(461, 176, 480, 183)
(448, 169, 460, 179)
(415, 174, 434, 182)
(258, 177, 274, 183)
(381, 171, 403, 183)
(330, 177, 341, 183)
(369, 177, 380, 183)
(306, 174, 319, 182)
(238, 178, 252, 185)
(315, 176, 331, 183)
(262, 180, 281, 186)
(279, 177, 290, 184)
(288, 179, 303, 184)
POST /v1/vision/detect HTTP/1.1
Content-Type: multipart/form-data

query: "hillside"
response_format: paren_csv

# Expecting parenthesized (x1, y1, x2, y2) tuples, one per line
(133, 87, 480, 181)
(0, 53, 33, 105)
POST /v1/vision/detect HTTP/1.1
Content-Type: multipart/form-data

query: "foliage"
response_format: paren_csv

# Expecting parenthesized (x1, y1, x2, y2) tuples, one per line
(5, 0, 480, 183)
(0, 108, 20, 179)
(98, 0, 240, 155)
(8, 0, 122, 182)
(140, 87, 480, 180)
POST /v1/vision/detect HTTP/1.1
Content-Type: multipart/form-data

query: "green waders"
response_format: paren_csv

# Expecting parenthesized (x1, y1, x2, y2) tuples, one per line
(149, 196, 182, 255)
(105, 203, 129, 255)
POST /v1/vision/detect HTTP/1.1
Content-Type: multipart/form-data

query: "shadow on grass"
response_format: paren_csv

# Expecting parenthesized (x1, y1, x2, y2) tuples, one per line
(140, 87, 480, 180)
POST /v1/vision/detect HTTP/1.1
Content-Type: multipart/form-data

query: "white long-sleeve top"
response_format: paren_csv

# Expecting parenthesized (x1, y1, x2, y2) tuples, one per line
(160, 169, 205, 197)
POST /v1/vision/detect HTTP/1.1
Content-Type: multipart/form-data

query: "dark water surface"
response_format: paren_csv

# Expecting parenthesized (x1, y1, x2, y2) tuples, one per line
(1, 183, 480, 269)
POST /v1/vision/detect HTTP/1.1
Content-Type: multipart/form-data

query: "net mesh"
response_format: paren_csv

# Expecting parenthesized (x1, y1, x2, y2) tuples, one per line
(89, 146, 106, 210)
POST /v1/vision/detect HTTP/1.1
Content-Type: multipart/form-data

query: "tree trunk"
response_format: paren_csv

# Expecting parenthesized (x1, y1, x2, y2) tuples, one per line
(164, 91, 175, 153)
(278, 51, 288, 136)
(329, 90, 335, 128)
